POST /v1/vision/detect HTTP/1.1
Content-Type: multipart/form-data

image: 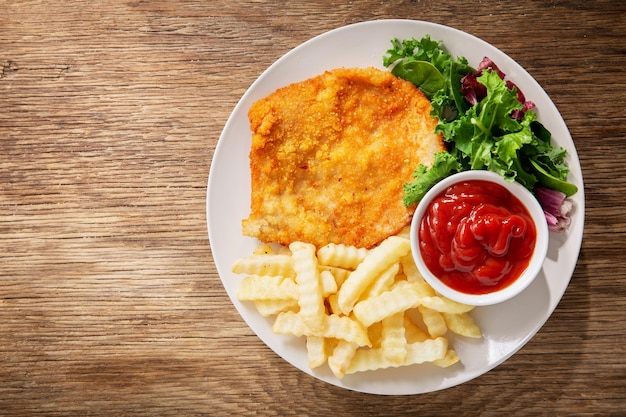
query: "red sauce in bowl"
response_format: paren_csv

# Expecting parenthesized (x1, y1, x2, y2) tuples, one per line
(418, 180, 537, 295)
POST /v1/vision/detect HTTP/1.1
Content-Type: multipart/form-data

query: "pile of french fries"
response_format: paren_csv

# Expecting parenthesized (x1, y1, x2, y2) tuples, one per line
(231, 228, 481, 379)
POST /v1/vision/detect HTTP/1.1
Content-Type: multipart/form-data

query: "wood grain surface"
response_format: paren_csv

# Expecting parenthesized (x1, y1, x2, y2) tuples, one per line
(1, 1, 624, 415)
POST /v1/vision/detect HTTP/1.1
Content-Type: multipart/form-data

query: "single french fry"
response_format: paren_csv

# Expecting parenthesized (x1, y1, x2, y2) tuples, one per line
(420, 296, 475, 314)
(359, 262, 399, 301)
(317, 243, 368, 270)
(232, 254, 295, 278)
(289, 242, 325, 332)
(328, 340, 359, 379)
(441, 312, 482, 338)
(381, 312, 407, 365)
(353, 281, 421, 327)
(337, 236, 411, 315)
(405, 337, 448, 365)
(321, 314, 370, 347)
(253, 299, 299, 317)
(272, 311, 370, 347)
(327, 293, 342, 316)
(306, 336, 327, 369)
(418, 305, 448, 338)
(346, 337, 448, 374)
(319, 269, 338, 297)
(237, 275, 298, 301)
(433, 349, 460, 368)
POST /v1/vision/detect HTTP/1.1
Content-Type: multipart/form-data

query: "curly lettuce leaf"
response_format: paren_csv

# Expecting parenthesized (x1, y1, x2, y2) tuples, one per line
(436, 70, 572, 192)
(388, 36, 577, 207)
(383, 36, 473, 104)
(383, 36, 449, 69)
(402, 151, 462, 207)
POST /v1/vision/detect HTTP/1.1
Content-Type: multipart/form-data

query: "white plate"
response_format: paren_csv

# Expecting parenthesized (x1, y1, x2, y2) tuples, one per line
(206, 20, 585, 395)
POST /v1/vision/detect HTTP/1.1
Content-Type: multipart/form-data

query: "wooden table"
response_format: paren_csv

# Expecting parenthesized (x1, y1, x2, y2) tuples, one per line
(1, 1, 624, 415)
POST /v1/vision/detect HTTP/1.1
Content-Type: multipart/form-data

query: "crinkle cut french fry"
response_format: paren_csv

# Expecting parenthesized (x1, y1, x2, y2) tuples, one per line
(345, 337, 448, 374)
(337, 236, 411, 315)
(433, 349, 460, 368)
(306, 336, 327, 369)
(381, 312, 407, 365)
(353, 281, 421, 327)
(289, 242, 325, 332)
(420, 296, 475, 314)
(237, 275, 298, 301)
(403, 336, 448, 365)
(232, 254, 295, 278)
(359, 262, 399, 301)
(317, 243, 369, 270)
(328, 340, 359, 379)
(441, 312, 482, 338)
(253, 299, 299, 317)
(319, 269, 338, 297)
(418, 305, 448, 338)
(272, 311, 370, 347)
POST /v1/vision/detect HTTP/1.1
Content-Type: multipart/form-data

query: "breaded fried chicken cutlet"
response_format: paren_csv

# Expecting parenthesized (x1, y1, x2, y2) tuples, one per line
(242, 67, 444, 249)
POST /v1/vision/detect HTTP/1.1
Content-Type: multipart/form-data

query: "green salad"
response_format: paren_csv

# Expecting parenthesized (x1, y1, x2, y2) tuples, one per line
(383, 35, 577, 231)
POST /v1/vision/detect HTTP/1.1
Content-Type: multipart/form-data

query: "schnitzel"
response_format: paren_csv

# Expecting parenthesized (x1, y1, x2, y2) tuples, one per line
(242, 67, 444, 249)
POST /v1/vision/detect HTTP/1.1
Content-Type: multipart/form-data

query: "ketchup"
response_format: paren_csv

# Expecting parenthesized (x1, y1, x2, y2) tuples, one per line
(418, 180, 536, 295)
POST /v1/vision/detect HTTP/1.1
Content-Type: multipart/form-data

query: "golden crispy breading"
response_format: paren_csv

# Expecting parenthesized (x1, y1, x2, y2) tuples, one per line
(242, 67, 444, 249)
